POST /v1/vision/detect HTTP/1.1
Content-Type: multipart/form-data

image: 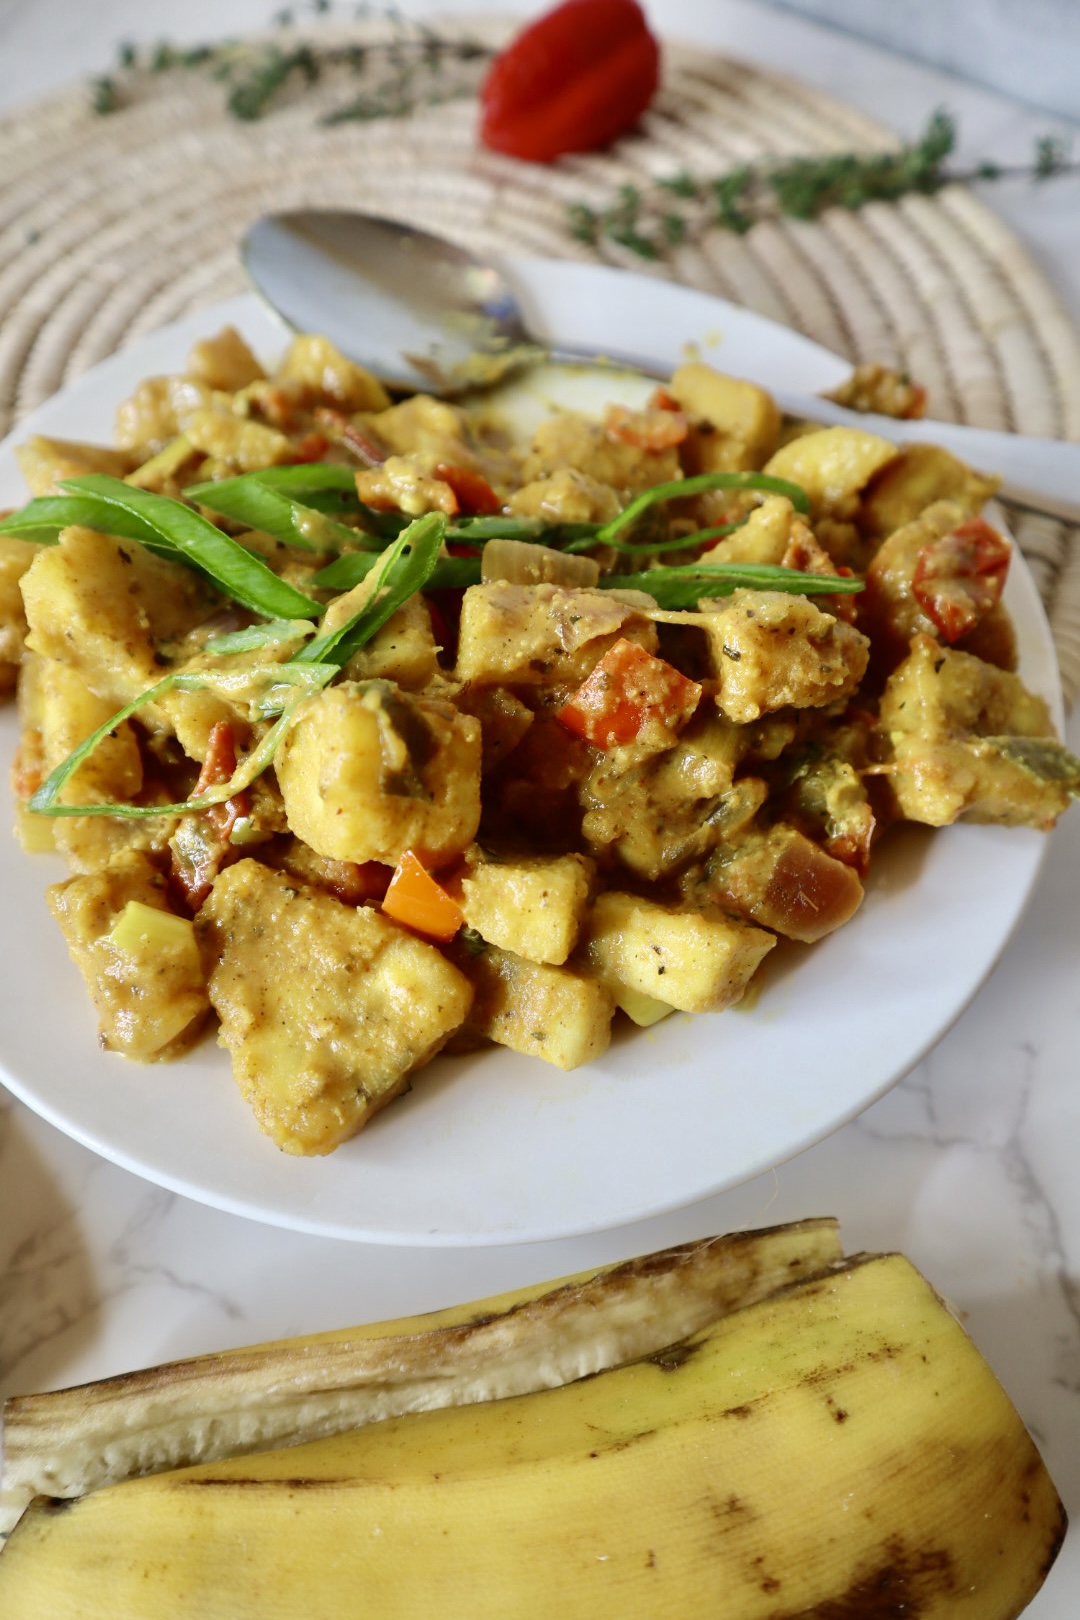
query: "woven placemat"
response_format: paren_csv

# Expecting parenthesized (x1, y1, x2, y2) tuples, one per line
(2, 13, 1079, 702)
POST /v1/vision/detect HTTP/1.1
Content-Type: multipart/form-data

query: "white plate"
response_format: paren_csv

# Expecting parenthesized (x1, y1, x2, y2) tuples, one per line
(0, 262, 1062, 1245)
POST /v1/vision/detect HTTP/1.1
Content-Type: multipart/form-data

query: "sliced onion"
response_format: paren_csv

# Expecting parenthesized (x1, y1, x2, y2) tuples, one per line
(481, 537, 601, 588)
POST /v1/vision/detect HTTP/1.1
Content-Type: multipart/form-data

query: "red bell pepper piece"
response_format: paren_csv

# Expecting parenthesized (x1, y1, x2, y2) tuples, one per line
(434, 463, 503, 516)
(557, 638, 701, 750)
(382, 851, 464, 943)
(605, 402, 689, 451)
(479, 0, 661, 163)
(911, 517, 1011, 643)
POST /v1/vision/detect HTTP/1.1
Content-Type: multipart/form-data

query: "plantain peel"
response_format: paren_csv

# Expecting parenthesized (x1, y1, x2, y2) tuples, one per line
(0, 1219, 840, 1535)
(0, 1229, 1066, 1620)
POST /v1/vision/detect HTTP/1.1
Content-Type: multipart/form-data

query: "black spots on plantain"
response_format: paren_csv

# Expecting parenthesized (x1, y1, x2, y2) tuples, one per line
(766, 1536, 955, 1619)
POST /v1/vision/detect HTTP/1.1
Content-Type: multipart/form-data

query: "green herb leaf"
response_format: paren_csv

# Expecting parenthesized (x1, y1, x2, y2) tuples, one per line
(184, 471, 378, 553)
(60, 475, 320, 621)
(0, 494, 171, 552)
(310, 548, 481, 593)
(565, 472, 809, 554)
(985, 735, 1080, 794)
(599, 562, 864, 610)
(202, 620, 316, 656)
(295, 511, 447, 668)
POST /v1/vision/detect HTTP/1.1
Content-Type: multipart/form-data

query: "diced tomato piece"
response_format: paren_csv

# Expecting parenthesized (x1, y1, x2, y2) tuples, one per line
(314, 407, 388, 467)
(912, 518, 1010, 642)
(382, 850, 464, 942)
(557, 638, 701, 750)
(289, 431, 330, 464)
(901, 382, 928, 420)
(434, 464, 503, 516)
(170, 721, 253, 910)
(649, 386, 682, 413)
(479, 0, 660, 163)
(781, 527, 858, 622)
(319, 860, 393, 906)
(194, 721, 250, 841)
(605, 403, 689, 451)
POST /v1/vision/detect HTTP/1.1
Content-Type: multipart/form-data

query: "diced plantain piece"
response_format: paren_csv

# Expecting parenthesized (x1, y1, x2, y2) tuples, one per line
(579, 714, 765, 882)
(181, 408, 294, 472)
(764, 426, 898, 516)
(521, 412, 680, 493)
(114, 375, 214, 455)
(669, 361, 781, 471)
(458, 944, 613, 1070)
(697, 494, 795, 567)
(860, 441, 1000, 541)
(20, 526, 231, 757)
(585, 891, 774, 1013)
(13, 436, 137, 497)
(700, 589, 869, 723)
(880, 635, 1070, 827)
(276, 679, 481, 867)
(197, 861, 472, 1153)
(22, 527, 210, 697)
(455, 581, 657, 689)
(613, 984, 676, 1026)
(18, 652, 168, 873)
(356, 457, 458, 518)
(275, 334, 391, 412)
(507, 467, 621, 525)
(186, 326, 266, 393)
(366, 394, 474, 461)
(0, 534, 39, 677)
(47, 850, 209, 1059)
(456, 849, 594, 965)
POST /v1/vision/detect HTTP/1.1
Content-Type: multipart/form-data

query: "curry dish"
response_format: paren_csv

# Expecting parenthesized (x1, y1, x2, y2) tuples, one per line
(0, 329, 1074, 1155)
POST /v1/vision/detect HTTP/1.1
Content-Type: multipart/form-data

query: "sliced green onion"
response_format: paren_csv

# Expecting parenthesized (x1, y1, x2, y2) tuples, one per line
(60, 475, 320, 621)
(311, 550, 480, 593)
(184, 472, 377, 555)
(0, 494, 172, 552)
(202, 621, 316, 656)
(600, 562, 864, 610)
(564, 472, 810, 554)
(596, 520, 748, 558)
(427, 556, 482, 589)
(309, 552, 381, 591)
(442, 516, 601, 548)
(296, 512, 447, 670)
(187, 464, 406, 537)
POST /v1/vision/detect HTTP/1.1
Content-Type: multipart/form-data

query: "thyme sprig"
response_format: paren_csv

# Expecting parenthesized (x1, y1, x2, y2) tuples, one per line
(569, 111, 1080, 260)
(91, 1, 491, 125)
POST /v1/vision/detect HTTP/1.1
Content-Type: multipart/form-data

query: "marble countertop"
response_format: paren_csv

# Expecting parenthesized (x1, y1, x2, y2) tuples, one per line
(1, 2, 1078, 1611)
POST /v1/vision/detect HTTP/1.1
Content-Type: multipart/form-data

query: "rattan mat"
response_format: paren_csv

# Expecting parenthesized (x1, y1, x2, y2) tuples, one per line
(2, 14, 1079, 702)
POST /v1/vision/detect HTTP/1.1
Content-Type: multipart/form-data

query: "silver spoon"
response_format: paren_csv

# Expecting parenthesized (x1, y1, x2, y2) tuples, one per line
(242, 210, 1080, 525)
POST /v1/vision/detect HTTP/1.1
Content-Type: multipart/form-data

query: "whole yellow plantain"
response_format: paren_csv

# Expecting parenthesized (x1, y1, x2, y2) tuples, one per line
(0, 1248, 1064, 1619)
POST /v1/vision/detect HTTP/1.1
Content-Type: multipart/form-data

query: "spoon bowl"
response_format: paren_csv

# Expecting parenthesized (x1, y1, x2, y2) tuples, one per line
(242, 212, 539, 396)
(241, 209, 1080, 523)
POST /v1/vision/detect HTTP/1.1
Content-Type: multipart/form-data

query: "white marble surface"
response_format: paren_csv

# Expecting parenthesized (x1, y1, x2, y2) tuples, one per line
(1, 1, 1079, 1611)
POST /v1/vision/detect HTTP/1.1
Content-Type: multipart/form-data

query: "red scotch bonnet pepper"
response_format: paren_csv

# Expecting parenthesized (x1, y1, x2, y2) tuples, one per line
(479, 0, 661, 162)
